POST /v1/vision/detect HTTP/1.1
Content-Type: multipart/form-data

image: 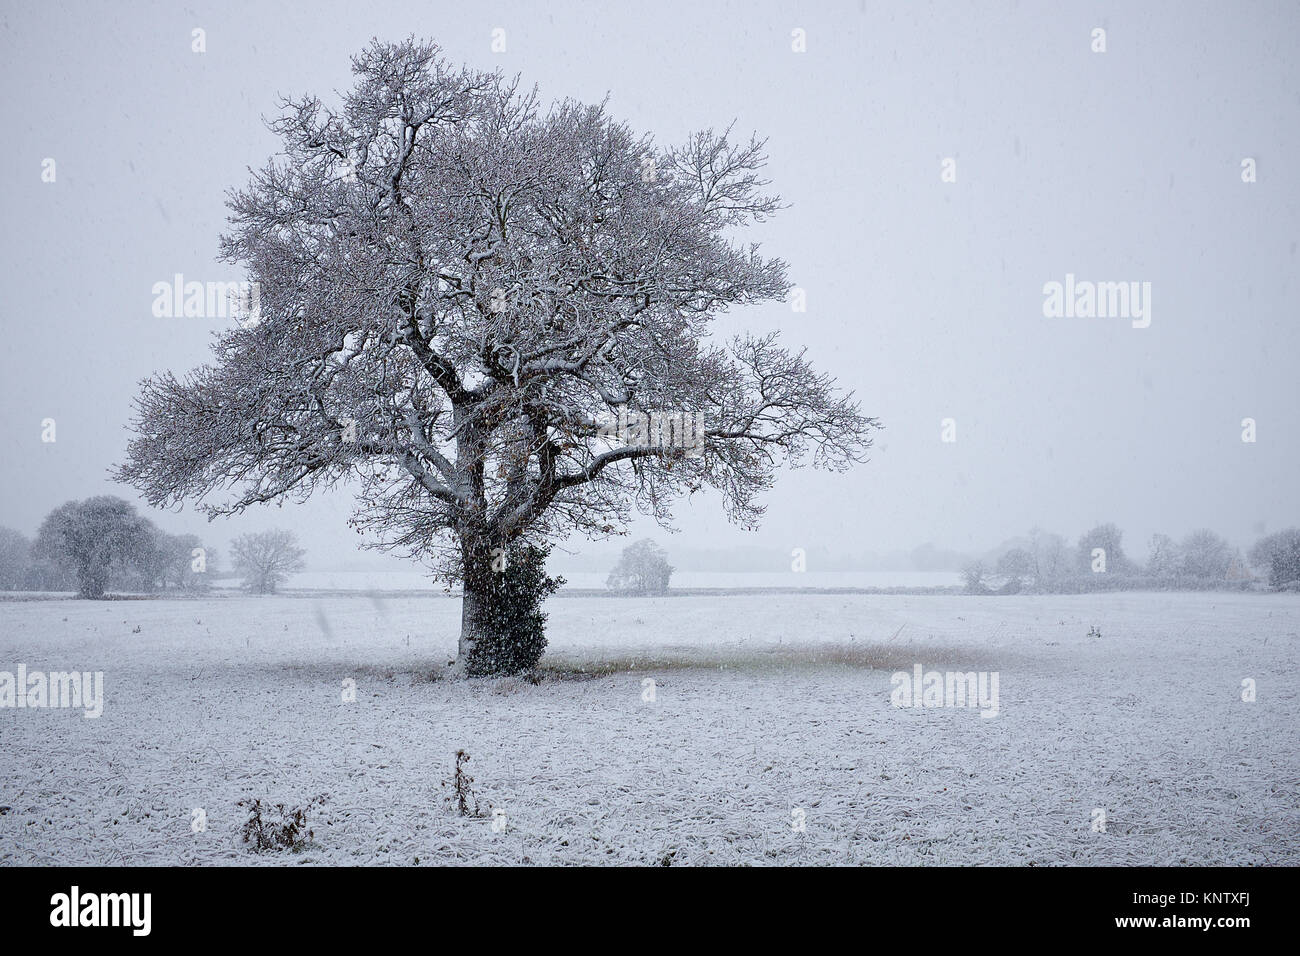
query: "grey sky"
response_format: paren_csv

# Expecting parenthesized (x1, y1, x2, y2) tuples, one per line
(2, 0, 1296, 570)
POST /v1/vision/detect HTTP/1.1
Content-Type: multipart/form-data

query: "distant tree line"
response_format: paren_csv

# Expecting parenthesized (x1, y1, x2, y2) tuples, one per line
(963, 524, 1300, 594)
(1, 496, 312, 598)
(0, 496, 219, 598)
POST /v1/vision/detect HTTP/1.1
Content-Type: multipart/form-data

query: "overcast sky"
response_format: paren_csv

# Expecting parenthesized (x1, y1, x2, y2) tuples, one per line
(2, 0, 1296, 571)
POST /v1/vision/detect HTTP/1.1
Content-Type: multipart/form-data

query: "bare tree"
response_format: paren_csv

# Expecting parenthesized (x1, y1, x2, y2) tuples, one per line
(158, 533, 217, 590)
(230, 530, 305, 594)
(961, 561, 992, 595)
(1027, 527, 1069, 584)
(995, 547, 1034, 588)
(1075, 523, 1135, 576)
(116, 39, 879, 673)
(1178, 528, 1233, 581)
(1146, 532, 1182, 579)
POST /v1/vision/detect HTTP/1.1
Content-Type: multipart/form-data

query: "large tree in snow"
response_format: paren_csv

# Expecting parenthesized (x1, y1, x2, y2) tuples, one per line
(117, 39, 878, 673)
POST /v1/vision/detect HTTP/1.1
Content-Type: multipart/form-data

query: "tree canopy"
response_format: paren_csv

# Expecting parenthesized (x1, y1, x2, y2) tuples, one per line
(118, 39, 877, 576)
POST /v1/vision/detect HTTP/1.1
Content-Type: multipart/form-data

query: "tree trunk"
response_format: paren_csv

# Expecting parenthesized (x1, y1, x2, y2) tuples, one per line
(78, 560, 106, 599)
(456, 536, 494, 674)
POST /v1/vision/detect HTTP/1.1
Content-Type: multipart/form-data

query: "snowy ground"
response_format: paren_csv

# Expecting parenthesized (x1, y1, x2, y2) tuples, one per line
(1, 590, 1296, 865)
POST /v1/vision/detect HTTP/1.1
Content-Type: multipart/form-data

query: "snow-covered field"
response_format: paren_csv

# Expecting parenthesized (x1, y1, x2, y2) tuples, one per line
(1, 591, 1296, 865)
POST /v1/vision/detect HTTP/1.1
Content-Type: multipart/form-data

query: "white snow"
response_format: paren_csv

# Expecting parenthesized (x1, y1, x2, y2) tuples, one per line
(1, 590, 1296, 865)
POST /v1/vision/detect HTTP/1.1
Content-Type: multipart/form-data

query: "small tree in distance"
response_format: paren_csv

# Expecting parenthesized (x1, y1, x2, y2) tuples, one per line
(1076, 523, 1134, 575)
(0, 528, 31, 591)
(32, 496, 156, 598)
(996, 547, 1034, 588)
(961, 561, 992, 595)
(231, 530, 305, 594)
(157, 533, 217, 590)
(1178, 529, 1233, 581)
(607, 539, 674, 594)
(1027, 527, 1069, 585)
(1146, 533, 1182, 580)
(1248, 529, 1300, 590)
